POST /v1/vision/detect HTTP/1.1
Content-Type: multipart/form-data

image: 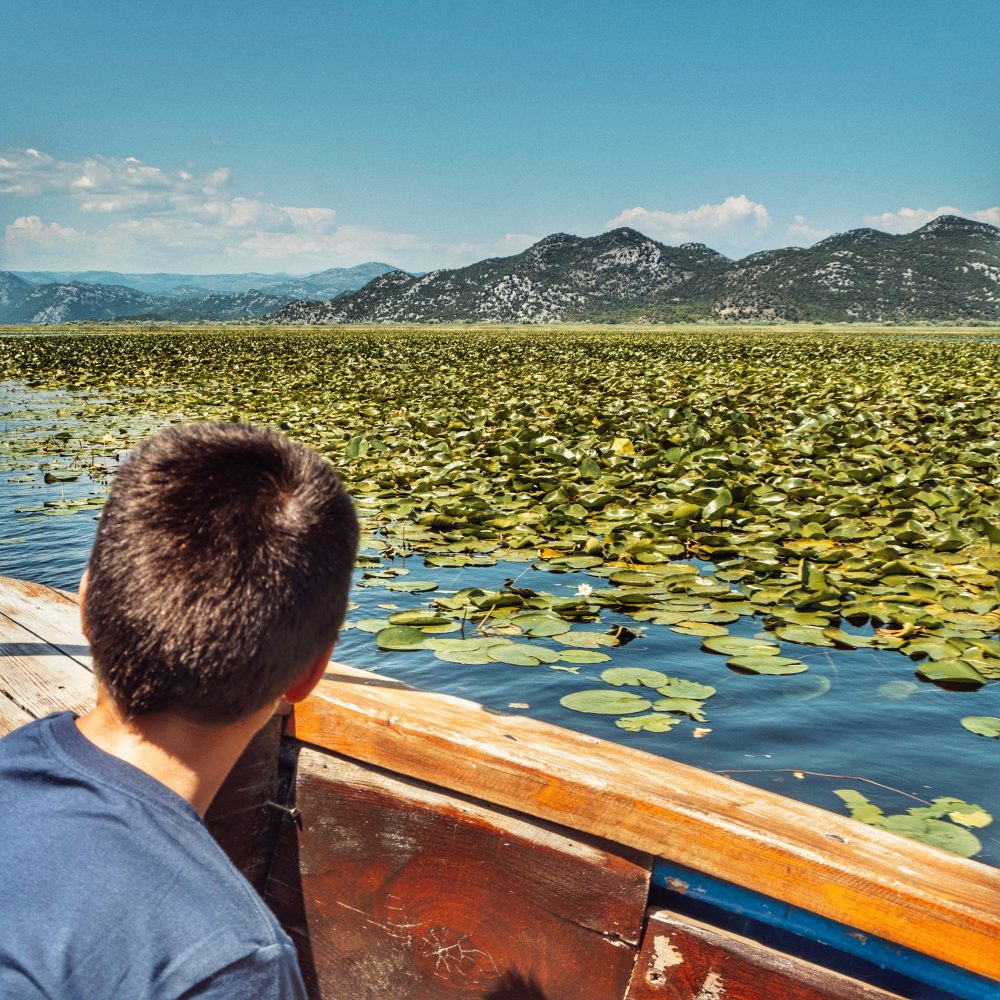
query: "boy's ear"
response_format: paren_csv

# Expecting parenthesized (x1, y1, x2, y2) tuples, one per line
(283, 640, 336, 705)
(79, 569, 90, 640)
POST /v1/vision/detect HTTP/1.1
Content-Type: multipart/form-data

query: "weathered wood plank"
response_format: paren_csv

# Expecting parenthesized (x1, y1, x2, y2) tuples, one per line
(264, 745, 650, 1000)
(0, 613, 94, 719)
(205, 715, 285, 894)
(0, 690, 33, 737)
(291, 664, 1000, 982)
(0, 576, 91, 669)
(626, 909, 905, 1000)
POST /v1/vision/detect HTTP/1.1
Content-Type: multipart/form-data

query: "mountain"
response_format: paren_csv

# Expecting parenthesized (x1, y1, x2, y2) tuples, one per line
(0, 263, 404, 323)
(1, 282, 165, 324)
(0, 271, 32, 310)
(700, 216, 1000, 322)
(268, 216, 1000, 325)
(271, 229, 732, 324)
(126, 289, 296, 323)
(9, 262, 399, 298)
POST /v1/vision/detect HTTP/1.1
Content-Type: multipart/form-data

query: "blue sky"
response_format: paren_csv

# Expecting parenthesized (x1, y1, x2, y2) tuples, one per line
(2, 0, 997, 273)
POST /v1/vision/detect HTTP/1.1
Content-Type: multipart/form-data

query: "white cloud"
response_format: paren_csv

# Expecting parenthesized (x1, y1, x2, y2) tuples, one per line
(785, 214, 831, 246)
(863, 205, 1000, 232)
(606, 195, 771, 246)
(1, 146, 536, 272)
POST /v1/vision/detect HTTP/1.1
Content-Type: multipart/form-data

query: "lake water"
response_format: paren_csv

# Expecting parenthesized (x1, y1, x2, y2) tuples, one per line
(1, 380, 998, 868)
(0, 374, 1000, 865)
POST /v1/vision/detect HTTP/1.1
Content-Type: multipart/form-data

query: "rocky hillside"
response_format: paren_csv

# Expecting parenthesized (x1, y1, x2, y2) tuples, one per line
(699, 216, 1000, 322)
(0, 262, 402, 324)
(269, 216, 1000, 325)
(272, 229, 731, 324)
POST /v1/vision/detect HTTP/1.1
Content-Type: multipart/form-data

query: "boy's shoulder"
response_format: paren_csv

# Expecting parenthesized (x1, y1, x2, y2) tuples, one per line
(0, 713, 304, 998)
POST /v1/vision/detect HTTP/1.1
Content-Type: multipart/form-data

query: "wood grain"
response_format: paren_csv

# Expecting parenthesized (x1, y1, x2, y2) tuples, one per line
(264, 745, 650, 999)
(0, 690, 33, 737)
(626, 909, 905, 1000)
(0, 576, 91, 670)
(0, 613, 94, 718)
(291, 663, 1000, 982)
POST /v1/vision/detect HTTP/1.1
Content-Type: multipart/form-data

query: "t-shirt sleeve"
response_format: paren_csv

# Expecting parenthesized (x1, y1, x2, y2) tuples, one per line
(177, 943, 307, 1000)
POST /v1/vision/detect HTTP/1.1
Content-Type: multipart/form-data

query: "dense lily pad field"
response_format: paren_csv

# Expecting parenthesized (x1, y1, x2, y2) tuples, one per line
(0, 325, 998, 859)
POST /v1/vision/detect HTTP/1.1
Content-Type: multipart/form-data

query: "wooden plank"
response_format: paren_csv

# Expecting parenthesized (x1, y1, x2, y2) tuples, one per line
(625, 909, 905, 1000)
(0, 612, 94, 719)
(205, 715, 285, 894)
(291, 664, 1000, 982)
(264, 745, 650, 1000)
(0, 690, 33, 737)
(0, 576, 91, 669)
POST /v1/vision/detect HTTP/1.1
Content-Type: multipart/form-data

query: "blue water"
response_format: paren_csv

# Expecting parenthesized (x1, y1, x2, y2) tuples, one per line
(2, 384, 998, 867)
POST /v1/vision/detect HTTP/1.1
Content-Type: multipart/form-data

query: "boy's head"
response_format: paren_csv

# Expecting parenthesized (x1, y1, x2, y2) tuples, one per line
(83, 422, 359, 724)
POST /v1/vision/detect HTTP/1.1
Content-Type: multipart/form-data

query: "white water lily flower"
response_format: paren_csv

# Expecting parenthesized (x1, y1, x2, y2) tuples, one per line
(694, 575, 714, 586)
(575, 583, 594, 597)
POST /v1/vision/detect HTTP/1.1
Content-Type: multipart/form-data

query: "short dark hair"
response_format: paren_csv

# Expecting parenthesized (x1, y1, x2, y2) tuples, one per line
(84, 422, 359, 724)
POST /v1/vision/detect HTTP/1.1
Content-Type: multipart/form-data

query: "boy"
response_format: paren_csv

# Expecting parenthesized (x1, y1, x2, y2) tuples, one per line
(0, 422, 359, 997)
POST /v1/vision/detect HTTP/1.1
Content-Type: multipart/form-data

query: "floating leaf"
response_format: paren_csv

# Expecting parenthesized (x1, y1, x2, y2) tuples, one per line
(353, 617, 392, 633)
(615, 713, 681, 732)
(559, 690, 652, 715)
(671, 622, 729, 637)
(650, 697, 708, 721)
(655, 677, 717, 700)
(961, 716, 1000, 738)
(774, 625, 836, 647)
(488, 644, 546, 666)
(916, 659, 987, 686)
(559, 649, 613, 664)
(374, 626, 429, 650)
(553, 630, 618, 648)
(385, 579, 439, 593)
(728, 655, 808, 675)
(702, 636, 780, 657)
(601, 667, 670, 688)
(387, 610, 452, 627)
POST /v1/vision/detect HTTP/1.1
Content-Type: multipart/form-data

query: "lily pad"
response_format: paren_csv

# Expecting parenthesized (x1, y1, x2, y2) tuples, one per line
(374, 626, 429, 650)
(702, 636, 781, 657)
(558, 649, 613, 664)
(961, 716, 1000, 738)
(559, 690, 653, 715)
(601, 667, 670, 688)
(655, 677, 717, 699)
(727, 655, 808, 675)
(385, 579, 439, 593)
(916, 659, 987, 686)
(650, 697, 708, 721)
(615, 713, 681, 732)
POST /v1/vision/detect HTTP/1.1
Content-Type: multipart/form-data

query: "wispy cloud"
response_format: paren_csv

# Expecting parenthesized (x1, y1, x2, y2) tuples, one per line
(605, 195, 771, 248)
(863, 205, 1000, 232)
(785, 214, 831, 246)
(1, 147, 533, 272)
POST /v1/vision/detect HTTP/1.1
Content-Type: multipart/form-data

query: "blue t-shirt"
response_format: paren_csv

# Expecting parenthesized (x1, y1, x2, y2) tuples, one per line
(0, 712, 307, 999)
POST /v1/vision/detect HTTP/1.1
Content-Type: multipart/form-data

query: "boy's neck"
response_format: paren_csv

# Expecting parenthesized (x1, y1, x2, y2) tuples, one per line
(75, 690, 275, 816)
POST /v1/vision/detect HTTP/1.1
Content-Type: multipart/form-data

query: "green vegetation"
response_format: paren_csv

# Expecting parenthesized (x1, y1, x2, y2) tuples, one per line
(834, 790, 992, 858)
(1, 324, 998, 721)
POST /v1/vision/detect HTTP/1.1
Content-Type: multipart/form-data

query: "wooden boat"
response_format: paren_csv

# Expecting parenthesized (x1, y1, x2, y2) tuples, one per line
(1, 575, 997, 1000)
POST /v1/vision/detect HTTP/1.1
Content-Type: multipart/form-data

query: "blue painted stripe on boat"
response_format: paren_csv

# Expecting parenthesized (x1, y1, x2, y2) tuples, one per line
(652, 859, 1000, 1000)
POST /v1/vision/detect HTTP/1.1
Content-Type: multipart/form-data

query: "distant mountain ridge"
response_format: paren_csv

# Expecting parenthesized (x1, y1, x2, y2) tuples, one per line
(269, 215, 1000, 325)
(0, 262, 401, 324)
(2, 217, 998, 324)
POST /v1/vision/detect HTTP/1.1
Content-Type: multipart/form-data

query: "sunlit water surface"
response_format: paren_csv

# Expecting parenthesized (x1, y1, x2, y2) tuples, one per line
(1, 382, 997, 868)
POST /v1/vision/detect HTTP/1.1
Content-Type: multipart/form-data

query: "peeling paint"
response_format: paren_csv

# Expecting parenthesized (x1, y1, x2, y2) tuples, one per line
(646, 934, 684, 984)
(695, 971, 726, 999)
